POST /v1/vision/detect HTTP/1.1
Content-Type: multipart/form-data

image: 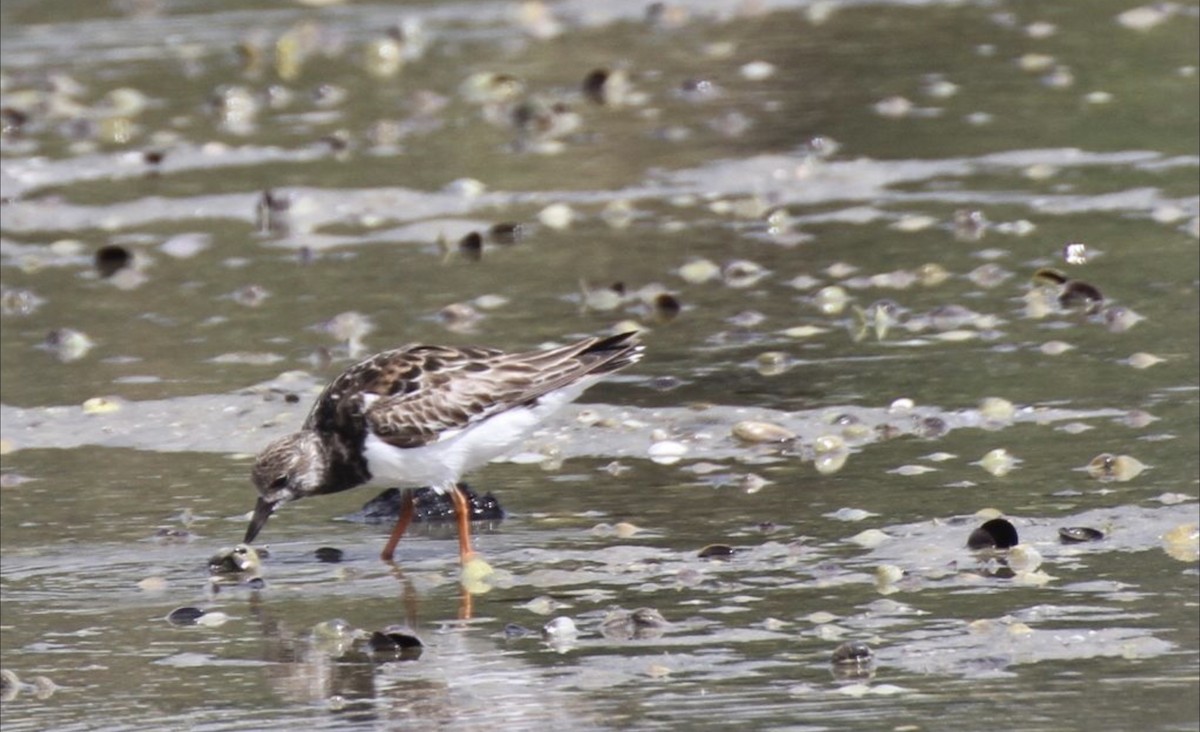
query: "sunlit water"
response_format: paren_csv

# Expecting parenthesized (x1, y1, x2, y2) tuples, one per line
(2, 1, 1197, 730)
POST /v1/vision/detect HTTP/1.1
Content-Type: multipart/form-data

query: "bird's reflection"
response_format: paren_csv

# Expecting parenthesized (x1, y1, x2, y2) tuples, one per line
(243, 564, 442, 722)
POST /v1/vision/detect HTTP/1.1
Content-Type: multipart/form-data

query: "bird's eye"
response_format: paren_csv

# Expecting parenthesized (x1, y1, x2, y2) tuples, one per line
(270, 476, 288, 490)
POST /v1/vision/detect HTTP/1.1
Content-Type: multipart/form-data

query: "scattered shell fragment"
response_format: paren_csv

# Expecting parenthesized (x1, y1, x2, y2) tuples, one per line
(0, 670, 17, 702)
(815, 434, 846, 454)
(1162, 524, 1199, 562)
(1062, 242, 1088, 264)
(436, 302, 481, 331)
(740, 61, 777, 81)
(1126, 352, 1164, 369)
(537, 203, 574, 230)
(1007, 544, 1043, 573)
(978, 448, 1018, 477)
(917, 263, 950, 286)
(754, 351, 792, 376)
(648, 440, 688, 459)
(874, 95, 913, 118)
(814, 450, 849, 475)
(82, 396, 121, 415)
(1040, 340, 1074, 356)
(46, 328, 95, 363)
(826, 508, 877, 522)
(954, 209, 989, 240)
(732, 420, 795, 444)
(600, 607, 670, 640)
(459, 72, 524, 105)
(1117, 4, 1172, 30)
(967, 263, 1012, 289)
(582, 68, 634, 106)
(363, 30, 405, 79)
(542, 616, 578, 640)
(613, 522, 642, 539)
(722, 259, 769, 288)
(814, 285, 849, 315)
(1103, 306, 1144, 333)
(461, 555, 495, 590)
(848, 529, 889, 548)
(521, 596, 565, 615)
(1085, 453, 1146, 482)
(208, 543, 262, 576)
(739, 473, 771, 493)
(677, 257, 721, 284)
(979, 397, 1016, 423)
(875, 564, 905, 585)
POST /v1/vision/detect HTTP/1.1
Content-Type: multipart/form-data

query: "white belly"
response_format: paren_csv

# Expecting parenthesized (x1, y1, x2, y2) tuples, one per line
(361, 380, 593, 491)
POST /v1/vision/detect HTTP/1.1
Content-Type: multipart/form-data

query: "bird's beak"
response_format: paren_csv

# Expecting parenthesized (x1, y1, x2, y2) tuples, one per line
(243, 497, 276, 544)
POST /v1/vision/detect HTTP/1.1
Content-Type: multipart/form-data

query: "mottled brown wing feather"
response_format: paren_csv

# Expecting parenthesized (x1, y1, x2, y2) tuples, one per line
(364, 333, 641, 449)
(302, 345, 505, 434)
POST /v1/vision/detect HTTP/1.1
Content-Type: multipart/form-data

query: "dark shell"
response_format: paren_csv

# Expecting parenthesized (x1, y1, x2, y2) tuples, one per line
(458, 231, 483, 261)
(967, 518, 1019, 550)
(1058, 279, 1104, 311)
(697, 543, 735, 559)
(208, 544, 257, 574)
(653, 293, 682, 321)
(488, 222, 525, 244)
(1032, 267, 1069, 286)
(504, 623, 534, 639)
(314, 546, 344, 563)
(918, 416, 948, 439)
(94, 245, 132, 278)
(582, 69, 610, 104)
(831, 641, 873, 666)
(167, 607, 206, 626)
(1058, 526, 1104, 543)
(368, 627, 424, 660)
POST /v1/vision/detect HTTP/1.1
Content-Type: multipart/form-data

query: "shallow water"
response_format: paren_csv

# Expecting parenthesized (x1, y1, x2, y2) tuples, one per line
(2, 1, 1198, 730)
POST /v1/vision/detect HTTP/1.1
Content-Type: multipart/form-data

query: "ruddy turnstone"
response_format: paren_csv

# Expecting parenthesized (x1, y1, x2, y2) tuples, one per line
(243, 331, 643, 566)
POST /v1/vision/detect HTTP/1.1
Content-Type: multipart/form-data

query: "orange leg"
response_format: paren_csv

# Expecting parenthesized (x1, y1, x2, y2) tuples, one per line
(448, 483, 477, 564)
(380, 489, 416, 562)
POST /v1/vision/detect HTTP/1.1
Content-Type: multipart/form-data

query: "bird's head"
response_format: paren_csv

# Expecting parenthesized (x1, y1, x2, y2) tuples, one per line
(243, 431, 328, 544)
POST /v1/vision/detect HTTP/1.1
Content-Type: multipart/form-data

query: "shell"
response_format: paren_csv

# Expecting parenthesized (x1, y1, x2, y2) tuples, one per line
(731, 420, 795, 443)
